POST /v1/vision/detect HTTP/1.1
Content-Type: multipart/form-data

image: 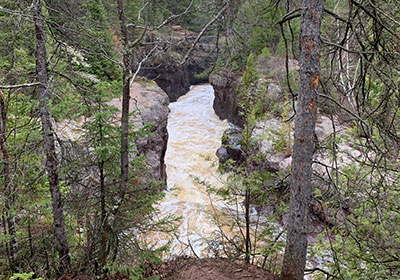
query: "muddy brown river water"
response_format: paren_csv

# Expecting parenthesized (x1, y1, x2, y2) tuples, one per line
(148, 85, 328, 278)
(154, 84, 228, 257)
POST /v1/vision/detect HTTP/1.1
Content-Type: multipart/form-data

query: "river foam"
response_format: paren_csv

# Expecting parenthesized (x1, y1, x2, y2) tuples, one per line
(154, 84, 228, 257)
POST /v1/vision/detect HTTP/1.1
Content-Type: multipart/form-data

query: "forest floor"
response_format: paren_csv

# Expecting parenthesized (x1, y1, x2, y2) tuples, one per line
(147, 257, 278, 280)
(62, 257, 278, 280)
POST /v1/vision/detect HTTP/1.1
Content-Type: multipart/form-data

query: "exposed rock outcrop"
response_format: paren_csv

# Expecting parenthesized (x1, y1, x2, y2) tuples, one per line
(139, 29, 218, 102)
(209, 70, 243, 126)
(55, 79, 169, 183)
(216, 127, 243, 164)
(133, 82, 169, 182)
(210, 56, 299, 127)
(108, 81, 169, 181)
(140, 59, 191, 102)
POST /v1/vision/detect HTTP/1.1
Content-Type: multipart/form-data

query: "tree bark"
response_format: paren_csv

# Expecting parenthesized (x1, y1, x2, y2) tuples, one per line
(33, 0, 71, 271)
(0, 90, 17, 272)
(281, 1, 323, 279)
(99, 158, 108, 269)
(117, 0, 131, 208)
(244, 187, 251, 263)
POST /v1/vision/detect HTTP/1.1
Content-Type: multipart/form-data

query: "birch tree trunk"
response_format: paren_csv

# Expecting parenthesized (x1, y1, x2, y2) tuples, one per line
(281, 1, 323, 279)
(33, 0, 71, 271)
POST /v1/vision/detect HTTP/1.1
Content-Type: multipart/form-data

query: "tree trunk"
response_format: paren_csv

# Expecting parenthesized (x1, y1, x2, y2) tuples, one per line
(99, 158, 108, 270)
(117, 0, 131, 208)
(33, 0, 71, 271)
(281, 1, 323, 279)
(0, 90, 18, 272)
(244, 187, 251, 263)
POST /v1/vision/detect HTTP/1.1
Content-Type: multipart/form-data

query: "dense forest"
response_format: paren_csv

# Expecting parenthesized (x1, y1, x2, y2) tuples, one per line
(0, 0, 399, 279)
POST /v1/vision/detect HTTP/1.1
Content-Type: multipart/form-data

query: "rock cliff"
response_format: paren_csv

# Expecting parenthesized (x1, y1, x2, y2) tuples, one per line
(55, 79, 169, 183)
(108, 80, 169, 182)
(139, 29, 218, 102)
(140, 58, 191, 102)
(209, 70, 243, 126)
(210, 56, 298, 126)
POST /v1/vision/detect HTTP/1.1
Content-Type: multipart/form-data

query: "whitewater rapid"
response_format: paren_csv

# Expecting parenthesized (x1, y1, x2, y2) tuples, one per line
(156, 84, 228, 257)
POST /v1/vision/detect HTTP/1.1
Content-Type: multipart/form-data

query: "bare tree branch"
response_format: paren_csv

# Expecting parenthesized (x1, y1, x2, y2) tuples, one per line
(0, 82, 41, 89)
(180, 3, 228, 66)
(276, 8, 301, 25)
(154, 0, 194, 30)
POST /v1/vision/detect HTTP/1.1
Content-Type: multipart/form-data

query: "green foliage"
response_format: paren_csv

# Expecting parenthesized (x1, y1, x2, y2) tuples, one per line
(239, 53, 263, 120)
(242, 53, 258, 88)
(144, 0, 213, 30)
(237, 0, 282, 53)
(216, 0, 284, 69)
(248, 24, 279, 56)
(193, 71, 209, 81)
(0, 0, 178, 277)
(10, 272, 43, 280)
(261, 47, 271, 58)
(46, 0, 120, 81)
(0, 9, 57, 271)
(104, 242, 167, 280)
(0, 1, 36, 71)
(274, 95, 292, 154)
(207, 53, 287, 266)
(307, 123, 400, 279)
(76, 0, 119, 80)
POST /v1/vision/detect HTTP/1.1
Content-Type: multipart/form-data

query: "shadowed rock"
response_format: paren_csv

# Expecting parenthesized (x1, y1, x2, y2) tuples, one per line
(216, 127, 243, 165)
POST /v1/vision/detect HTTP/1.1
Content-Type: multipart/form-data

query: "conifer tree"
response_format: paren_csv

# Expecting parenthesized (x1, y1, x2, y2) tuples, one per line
(33, 0, 71, 271)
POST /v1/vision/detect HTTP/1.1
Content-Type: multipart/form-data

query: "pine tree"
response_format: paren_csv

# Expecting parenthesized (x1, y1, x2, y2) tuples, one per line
(33, 0, 71, 271)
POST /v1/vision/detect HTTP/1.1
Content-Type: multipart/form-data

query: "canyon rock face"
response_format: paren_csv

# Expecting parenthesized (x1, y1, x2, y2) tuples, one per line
(140, 60, 191, 102)
(139, 30, 218, 102)
(209, 70, 243, 126)
(56, 79, 169, 183)
(133, 82, 169, 182)
(109, 81, 169, 182)
(210, 56, 299, 127)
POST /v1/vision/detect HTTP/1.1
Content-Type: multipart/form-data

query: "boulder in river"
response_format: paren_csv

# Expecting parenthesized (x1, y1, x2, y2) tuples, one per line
(216, 127, 243, 165)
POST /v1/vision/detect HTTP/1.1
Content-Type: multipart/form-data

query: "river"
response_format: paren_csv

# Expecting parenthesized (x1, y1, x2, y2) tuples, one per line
(151, 84, 326, 278)
(155, 84, 228, 257)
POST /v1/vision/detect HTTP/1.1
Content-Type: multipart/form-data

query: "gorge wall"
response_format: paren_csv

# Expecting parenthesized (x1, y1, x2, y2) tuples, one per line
(139, 30, 218, 102)
(209, 70, 243, 126)
(210, 56, 299, 127)
(55, 80, 169, 184)
(108, 80, 170, 182)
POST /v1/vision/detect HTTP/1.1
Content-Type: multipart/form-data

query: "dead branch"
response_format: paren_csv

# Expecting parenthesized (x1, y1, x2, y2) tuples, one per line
(180, 3, 228, 66)
(0, 82, 41, 89)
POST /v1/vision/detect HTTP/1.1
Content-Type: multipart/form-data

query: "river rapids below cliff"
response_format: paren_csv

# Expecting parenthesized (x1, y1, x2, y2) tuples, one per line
(149, 84, 328, 277)
(152, 84, 228, 257)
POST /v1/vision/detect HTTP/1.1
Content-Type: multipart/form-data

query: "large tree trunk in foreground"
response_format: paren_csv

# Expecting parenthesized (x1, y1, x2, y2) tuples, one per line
(33, 0, 71, 271)
(281, 1, 323, 279)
